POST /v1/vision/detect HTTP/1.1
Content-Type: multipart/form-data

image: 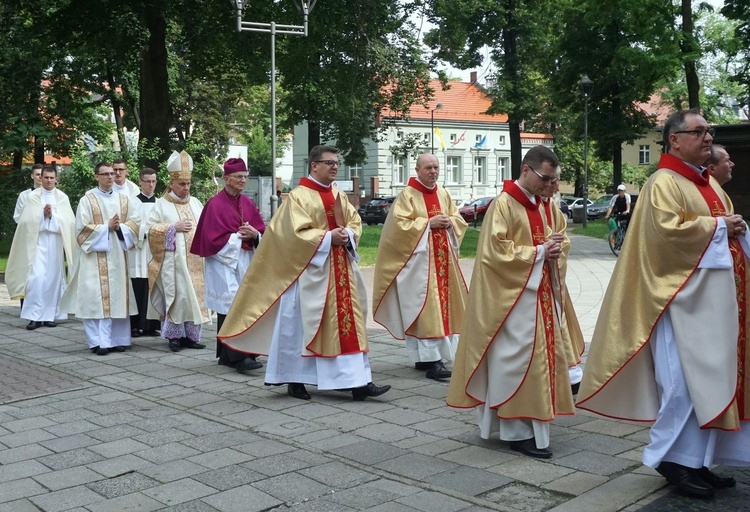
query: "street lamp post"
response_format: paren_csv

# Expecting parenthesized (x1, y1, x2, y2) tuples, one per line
(231, 0, 317, 216)
(430, 103, 443, 154)
(580, 75, 593, 229)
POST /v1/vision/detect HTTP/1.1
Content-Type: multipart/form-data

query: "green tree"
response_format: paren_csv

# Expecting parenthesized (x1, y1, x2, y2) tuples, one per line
(722, 0, 750, 106)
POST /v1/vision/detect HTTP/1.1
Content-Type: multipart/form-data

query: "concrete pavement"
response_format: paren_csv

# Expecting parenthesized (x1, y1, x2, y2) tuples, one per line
(0, 233, 738, 511)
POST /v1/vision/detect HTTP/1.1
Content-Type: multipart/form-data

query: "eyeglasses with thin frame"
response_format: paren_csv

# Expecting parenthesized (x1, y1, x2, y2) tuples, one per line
(314, 159, 340, 167)
(527, 166, 559, 183)
(674, 127, 715, 139)
(228, 174, 248, 180)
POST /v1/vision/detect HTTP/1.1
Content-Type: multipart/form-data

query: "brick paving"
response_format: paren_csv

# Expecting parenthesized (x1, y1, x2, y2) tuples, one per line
(0, 233, 742, 511)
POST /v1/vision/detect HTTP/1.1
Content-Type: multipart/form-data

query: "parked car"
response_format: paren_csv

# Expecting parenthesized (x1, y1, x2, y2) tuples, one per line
(569, 198, 593, 210)
(459, 196, 495, 222)
(587, 193, 639, 220)
(559, 199, 571, 219)
(362, 196, 396, 225)
(357, 200, 369, 218)
(454, 198, 474, 209)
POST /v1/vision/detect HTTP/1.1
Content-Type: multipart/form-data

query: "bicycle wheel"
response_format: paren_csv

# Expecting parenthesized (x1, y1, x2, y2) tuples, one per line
(608, 228, 622, 257)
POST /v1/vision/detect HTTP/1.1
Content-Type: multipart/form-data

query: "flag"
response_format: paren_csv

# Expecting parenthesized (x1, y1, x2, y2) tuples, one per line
(434, 127, 446, 149)
(452, 130, 466, 146)
(475, 132, 488, 148)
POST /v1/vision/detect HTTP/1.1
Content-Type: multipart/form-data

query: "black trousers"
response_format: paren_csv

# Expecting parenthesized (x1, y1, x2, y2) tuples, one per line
(130, 278, 161, 332)
(216, 313, 255, 363)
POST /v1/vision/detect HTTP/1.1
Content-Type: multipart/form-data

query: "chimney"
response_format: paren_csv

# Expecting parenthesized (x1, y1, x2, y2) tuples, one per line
(470, 71, 477, 84)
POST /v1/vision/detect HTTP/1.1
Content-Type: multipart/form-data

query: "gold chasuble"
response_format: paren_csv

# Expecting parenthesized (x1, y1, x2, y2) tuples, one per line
(447, 182, 575, 420)
(372, 177, 468, 340)
(542, 199, 585, 369)
(218, 178, 368, 358)
(578, 153, 750, 430)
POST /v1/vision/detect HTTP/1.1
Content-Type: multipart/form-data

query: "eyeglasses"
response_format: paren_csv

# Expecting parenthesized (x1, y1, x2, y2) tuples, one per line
(674, 127, 715, 139)
(528, 166, 559, 183)
(228, 174, 248, 180)
(97, 172, 115, 177)
(314, 160, 340, 167)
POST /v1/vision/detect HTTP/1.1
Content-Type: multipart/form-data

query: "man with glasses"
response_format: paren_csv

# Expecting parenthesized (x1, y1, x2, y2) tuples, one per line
(579, 109, 750, 499)
(61, 162, 141, 355)
(218, 145, 391, 401)
(190, 157, 266, 373)
(372, 153, 468, 381)
(112, 158, 140, 197)
(448, 145, 573, 459)
(129, 168, 162, 338)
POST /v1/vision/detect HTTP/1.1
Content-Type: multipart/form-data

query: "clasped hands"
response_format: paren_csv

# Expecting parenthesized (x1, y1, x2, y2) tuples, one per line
(544, 233, 564, 260)
(724, 214, 746, 238)
(429, 214, 453, 230)
(330, 226, 350, 246)
(238, 222, 259, 241)
(174, 219, 193, 233)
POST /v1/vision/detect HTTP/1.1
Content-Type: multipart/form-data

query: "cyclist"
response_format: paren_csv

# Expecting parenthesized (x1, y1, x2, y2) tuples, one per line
(605, 184, 631, 225)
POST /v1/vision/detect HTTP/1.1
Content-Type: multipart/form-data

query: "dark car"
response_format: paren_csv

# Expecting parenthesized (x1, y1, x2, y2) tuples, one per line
(362, 196, 396, 225)
(560, 199, 571, 219)
(459, 196, 494, 222)
(587, 194, 639, 220)
(357, 200, 369, 217)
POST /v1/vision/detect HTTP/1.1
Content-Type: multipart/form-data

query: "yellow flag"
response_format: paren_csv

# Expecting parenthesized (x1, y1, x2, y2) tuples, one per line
(434, 127, 446, 149)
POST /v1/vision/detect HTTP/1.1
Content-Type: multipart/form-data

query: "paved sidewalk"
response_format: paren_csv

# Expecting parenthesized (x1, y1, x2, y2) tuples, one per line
(0, 234, 737, 511)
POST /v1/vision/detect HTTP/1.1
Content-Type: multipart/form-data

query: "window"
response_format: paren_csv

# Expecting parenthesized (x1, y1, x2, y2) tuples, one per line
(446, 156, 461, 184)
(639, 145, 650, 165)
(475, 134, 483, 143)
(474, 156, 487, 184)
(450, 133, 457, 143)
(394, 156, 407, 185)
(348, 163, 361, 178)
(498, 157, 509, 181)
(499, 135, 506, 145)
(424, 132, 430, 142)
(396, 131, 404, 140)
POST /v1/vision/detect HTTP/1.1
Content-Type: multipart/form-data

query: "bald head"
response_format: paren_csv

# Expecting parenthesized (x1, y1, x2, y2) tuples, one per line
(415, 153, 440, 188)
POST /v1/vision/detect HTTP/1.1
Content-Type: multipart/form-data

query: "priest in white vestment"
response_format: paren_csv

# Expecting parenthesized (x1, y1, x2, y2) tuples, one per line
(6, 166, 75, 329)
(112, 158, 140, 197)
(60, 162, 140, 356)
(13, 164, 43, 224)
(147, 151, 209, 352)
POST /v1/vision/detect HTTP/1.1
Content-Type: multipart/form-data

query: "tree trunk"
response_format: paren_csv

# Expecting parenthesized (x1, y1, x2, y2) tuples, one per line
(612, 141, 622, 192)
(307, 121, 321, 155)
(107, 67, 127, 158)
(12, 150, 23, 171)
(681, 0, 700, 108)
(34, 136, 45, 165)
(139, 3, 171, 169)
(509, 120, 522, 179)
(502, 4, 523, 179)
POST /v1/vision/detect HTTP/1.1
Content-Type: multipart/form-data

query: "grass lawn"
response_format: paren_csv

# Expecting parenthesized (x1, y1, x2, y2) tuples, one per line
(0, 237, 10, 272)
(358, 225, 481, 267)
(569, 219, 611, 240)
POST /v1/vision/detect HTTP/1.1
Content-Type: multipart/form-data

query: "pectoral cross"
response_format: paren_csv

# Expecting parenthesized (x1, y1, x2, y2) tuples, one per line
(533, 225, 545, 244)
(711, 201, 725, 217)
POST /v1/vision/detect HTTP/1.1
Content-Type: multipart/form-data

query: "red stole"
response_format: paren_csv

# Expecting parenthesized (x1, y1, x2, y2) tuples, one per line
(542, 198, 553, 226)
(408, 177, 451, 334)
(503, 181, 557, 404)
(299, 177, 361, 354)
(659, 153, 747, 418)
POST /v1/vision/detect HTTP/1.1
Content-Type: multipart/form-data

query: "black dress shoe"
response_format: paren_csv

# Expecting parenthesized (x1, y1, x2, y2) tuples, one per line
(656, 461, 715, 499)
(696, 466, 736, 488)
(96, 347, 109, 356)
(426, 361, 452, 380)
(26, 321, 40, 330)
(352, 382, 392, 401)
(44, 321, 57, 328)
(571, 382, 580, 396)
(90, 346, 99, 353)
(168, 339, 182, 352)
(509, 438, 552, 459)
(236, 357, 263, 374)
(415, 361, 434, 370)
(111, 346, 127, 352)
(287, 383, 311, 400)
(131, 328, 141, 338)
(180, 339, 206, 349)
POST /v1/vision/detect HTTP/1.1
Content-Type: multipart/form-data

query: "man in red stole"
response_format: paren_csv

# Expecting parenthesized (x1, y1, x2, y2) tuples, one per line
(372, 153, 468, 380)
(578, 109, 750, 499)
(447, 145, 574, 459)
(217, 145, 391, 401)
(190, 158, 266, 374)
(540, 168, 585, 395)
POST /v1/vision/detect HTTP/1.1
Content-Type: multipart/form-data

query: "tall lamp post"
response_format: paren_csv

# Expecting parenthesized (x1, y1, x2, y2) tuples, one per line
(231, 0, 317, 216)
(430, 103, 443, 153)
(580, 75, 593, 229)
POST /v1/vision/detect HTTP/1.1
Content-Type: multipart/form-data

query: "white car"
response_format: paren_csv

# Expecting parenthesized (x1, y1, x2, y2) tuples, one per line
(569, 198, 593, 209)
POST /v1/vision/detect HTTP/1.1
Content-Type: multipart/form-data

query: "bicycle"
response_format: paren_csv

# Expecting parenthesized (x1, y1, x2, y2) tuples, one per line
(607, 214, 629, 257)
